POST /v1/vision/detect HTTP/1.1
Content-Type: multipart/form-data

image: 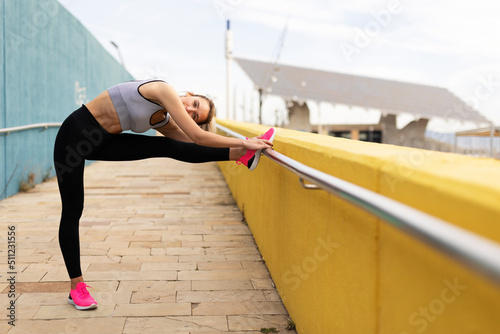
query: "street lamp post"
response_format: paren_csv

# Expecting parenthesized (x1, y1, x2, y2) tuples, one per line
(225, 20, 233, 120)
(110, 41, 125, 69)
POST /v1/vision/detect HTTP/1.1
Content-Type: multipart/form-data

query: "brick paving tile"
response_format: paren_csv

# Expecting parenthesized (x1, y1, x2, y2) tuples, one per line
(130, 289, 175, 303)
(123, 315, 228, 333)
(176, 290, 267, 303)
(192, 302, 287, 316)
(114, 302, 192, 317)
(228, 315, 297, 332)
(191, 280, 254, 291)
(9, 318, 128, 334)
(0, 159, 294, 333)
(196, 261, 243, 271)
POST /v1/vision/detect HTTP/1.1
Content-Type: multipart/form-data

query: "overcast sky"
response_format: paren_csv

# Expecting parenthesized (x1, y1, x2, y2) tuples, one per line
(58, 0, 500, 130)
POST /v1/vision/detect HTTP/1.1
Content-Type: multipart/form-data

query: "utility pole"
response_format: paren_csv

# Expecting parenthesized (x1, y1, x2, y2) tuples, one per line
(490, 122, 495, 157)
(225, 20, 233, 119)
(258, 88, 263, 125)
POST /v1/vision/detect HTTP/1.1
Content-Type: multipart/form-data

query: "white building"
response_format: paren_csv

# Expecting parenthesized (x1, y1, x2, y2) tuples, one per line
(234, 57, 493, 154)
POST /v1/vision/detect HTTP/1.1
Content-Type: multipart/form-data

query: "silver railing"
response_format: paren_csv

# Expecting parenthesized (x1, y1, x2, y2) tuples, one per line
(0, 122, 62, 135)
(216, 124, 500, 287)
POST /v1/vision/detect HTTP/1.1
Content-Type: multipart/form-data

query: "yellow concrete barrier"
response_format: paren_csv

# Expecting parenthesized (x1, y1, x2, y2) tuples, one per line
(217, 119, 500, 334)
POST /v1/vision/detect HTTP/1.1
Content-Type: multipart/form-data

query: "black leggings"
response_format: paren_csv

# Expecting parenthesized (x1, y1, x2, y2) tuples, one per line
(54, 105, 229, 278)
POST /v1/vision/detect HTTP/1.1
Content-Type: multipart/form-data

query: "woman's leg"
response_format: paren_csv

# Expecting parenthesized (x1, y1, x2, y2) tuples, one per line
(230, 147, 246, 160)
(87, 133, 232, 162)
(55, 106, 239, 287)
(54, 113, 89, 283)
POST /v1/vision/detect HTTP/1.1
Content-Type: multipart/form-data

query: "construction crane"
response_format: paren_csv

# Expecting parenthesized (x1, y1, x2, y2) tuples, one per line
(258, 15, 290, 124)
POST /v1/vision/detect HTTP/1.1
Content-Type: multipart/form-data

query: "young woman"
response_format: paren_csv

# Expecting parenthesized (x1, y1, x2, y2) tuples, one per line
(54, 79, 275, 310)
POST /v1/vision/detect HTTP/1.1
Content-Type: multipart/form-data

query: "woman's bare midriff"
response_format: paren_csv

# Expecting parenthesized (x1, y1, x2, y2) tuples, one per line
(85, 91, 123, 134)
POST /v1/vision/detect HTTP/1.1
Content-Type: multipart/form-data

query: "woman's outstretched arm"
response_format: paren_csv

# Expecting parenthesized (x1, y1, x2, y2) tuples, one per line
(141, 82, 272, 150)
(156, 119, 193, 142)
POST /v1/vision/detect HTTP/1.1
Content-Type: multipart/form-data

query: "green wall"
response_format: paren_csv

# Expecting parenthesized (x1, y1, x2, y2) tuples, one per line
(0, 0, 134, 199)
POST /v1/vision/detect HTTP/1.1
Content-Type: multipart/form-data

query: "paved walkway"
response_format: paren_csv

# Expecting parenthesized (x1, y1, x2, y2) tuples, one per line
(0, 159, 295, 334)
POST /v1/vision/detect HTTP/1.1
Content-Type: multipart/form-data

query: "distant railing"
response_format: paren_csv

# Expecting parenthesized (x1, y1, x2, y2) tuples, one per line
(0, 123, 62, 135)
(216, 123, 500, 287)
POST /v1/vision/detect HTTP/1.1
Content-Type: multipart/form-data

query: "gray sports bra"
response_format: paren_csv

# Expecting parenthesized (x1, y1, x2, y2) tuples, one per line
(107, 79, 170, 133)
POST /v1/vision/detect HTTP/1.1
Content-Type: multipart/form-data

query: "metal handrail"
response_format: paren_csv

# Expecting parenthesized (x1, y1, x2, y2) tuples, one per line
(216, 124, 500, 287)
(0, 122, 62, 135)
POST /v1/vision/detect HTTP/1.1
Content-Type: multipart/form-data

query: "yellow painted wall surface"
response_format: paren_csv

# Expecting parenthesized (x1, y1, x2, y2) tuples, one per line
(217, 119, 500, 334)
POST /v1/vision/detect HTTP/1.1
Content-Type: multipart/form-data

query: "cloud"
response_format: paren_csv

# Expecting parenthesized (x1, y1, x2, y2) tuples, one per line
(387, 0, 500, 57)
(58, 0, 500, 124)
(228, 0, 500, 60)
(445, 63, 500, 125)
(145, 11, 166, 25)
(113, 2, 132, 17)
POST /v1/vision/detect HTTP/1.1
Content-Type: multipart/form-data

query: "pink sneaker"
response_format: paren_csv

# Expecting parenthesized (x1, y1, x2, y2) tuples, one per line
(236, 148, 259, 170)
(236, 128, 275, 171)
(260, 127, 276, 146)
(68, 282, 98, 310)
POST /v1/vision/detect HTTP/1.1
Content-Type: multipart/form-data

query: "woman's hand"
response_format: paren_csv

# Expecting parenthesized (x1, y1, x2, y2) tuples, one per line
(243, 135, 273, 151)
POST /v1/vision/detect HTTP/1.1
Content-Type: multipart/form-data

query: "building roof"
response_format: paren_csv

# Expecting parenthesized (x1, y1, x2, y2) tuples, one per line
(234, 57, 490, 124)
(456, 126, 500, 137)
